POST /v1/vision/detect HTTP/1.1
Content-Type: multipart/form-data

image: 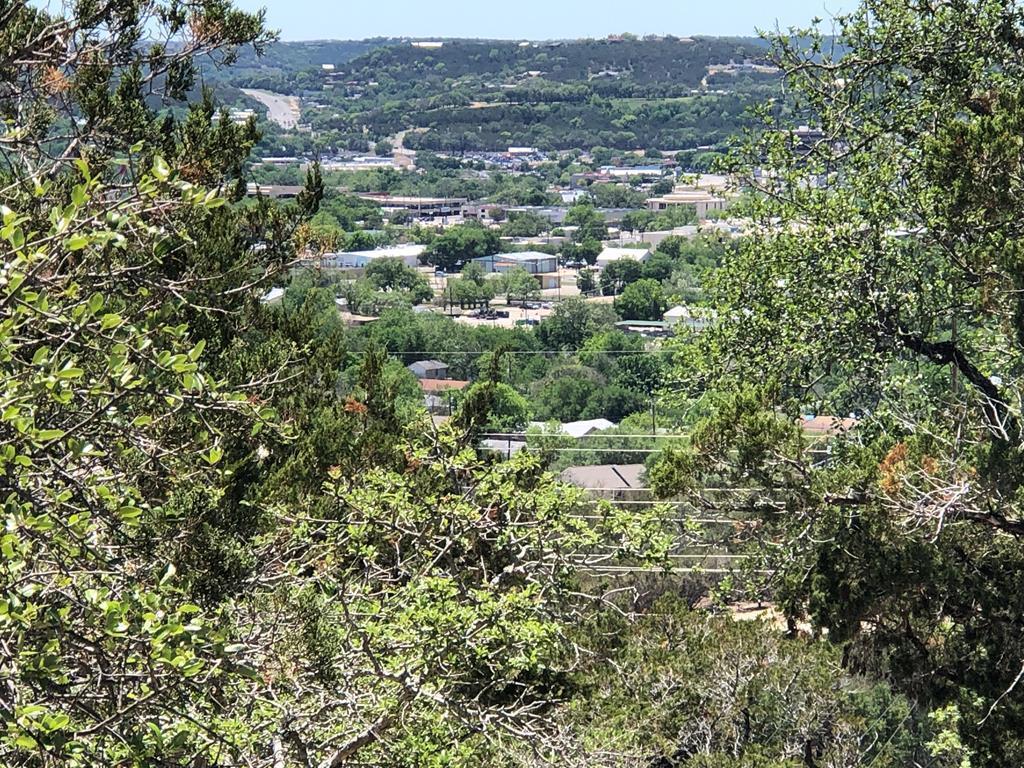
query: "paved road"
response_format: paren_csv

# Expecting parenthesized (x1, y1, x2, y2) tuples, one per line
(241, 89, 300, 129)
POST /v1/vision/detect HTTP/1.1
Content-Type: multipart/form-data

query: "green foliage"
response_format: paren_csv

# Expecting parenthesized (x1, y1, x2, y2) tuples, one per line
(538, 297, 617, 350)
(455, 381, 530, 432)
(362, 258, 434, 307)
(565, 203, 609, 243)
(577, 267, 598, 294)
(509, 596, 922, 767)
(287, 38, 774, 152)
(1, 1, 983, 764)
(659, 1, 1024, 760)
(498, 267, 541, 305)
(499, 210, 552, 238)
(586, 183, 648, 209)
(0, 160, 269, 766)
(600, 258, 644, 295)
(426, 224, 501, 271)
(615, 278, 668, 320)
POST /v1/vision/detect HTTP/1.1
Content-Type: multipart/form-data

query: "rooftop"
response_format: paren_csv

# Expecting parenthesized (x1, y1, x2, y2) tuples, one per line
(333, 244, 426, 260)
(801, 415, 859, 436)
(485, 250, 557, 262)
(408, 359, 449, 371)
(419, 379, 469, 392)
(530, 418, 617, 438)
(597, 246, 651, 262)
(560, 464, 646, 491)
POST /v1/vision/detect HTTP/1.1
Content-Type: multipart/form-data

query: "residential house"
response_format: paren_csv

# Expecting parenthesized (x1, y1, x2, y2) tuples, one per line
(663, 305, 715, 332)
(559, 464, 647, 501)
(800, 415, 858, 437)
(480, 439, 527, 459)
(614, 320, 672, 338)
(408, 360, 450, 380)
(419, 378, 469, 415)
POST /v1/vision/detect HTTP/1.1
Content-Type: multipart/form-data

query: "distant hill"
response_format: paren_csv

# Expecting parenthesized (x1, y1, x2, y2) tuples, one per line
(342, 36, 770, 89)
(201, 39, 394, 90)
(222, 36, 781, 154)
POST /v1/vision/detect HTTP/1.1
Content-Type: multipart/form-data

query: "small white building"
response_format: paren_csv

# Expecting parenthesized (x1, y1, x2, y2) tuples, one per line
(408, 359, 450, 380)
(226, 108, 257, 124)
(260, 287, 285, 305)
(529, 418, 617, 438)
(663, 305, 715, 332)
(596, 246, 652, 268)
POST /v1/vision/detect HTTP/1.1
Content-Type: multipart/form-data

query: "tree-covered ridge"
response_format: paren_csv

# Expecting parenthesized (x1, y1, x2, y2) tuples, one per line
(224, 36, 778, 153)
(343, 36, 769, 88)
(231, 35, 770, 92)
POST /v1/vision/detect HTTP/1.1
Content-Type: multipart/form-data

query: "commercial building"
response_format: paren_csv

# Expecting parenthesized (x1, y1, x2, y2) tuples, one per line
(472, 251, 561, 290)
(319, 244, 426, 269)
(321, 156, 399, 172)
(357, 194, 468, 220)
(646, 187, 728, 218)
(596, 246, 652, 268)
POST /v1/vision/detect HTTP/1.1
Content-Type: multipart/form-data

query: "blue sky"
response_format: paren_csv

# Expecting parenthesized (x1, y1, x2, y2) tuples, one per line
(235, 0, 850, 42)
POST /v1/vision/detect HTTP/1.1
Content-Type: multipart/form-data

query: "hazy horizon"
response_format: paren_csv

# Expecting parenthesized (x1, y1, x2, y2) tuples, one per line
(235, 0, 849, 43)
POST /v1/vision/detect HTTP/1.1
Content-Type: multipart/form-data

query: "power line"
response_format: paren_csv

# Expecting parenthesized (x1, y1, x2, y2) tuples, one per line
(480, 433, 686, 439)
(572, 565, 770, 575)
(569, 557, 753, 561)
(366, 349, 669, 356)
(569, 515, 757, 524)
(527, 446, 669, 454)
(574, 487, 770, 494)
(581, 499, 770, 505)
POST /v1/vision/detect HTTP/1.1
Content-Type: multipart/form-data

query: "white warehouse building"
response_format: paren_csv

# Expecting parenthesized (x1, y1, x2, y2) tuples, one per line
(320, 244, 426, 269)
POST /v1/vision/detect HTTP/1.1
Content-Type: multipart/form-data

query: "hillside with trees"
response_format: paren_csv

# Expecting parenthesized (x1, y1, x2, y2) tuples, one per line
(223, 36, 778, 153)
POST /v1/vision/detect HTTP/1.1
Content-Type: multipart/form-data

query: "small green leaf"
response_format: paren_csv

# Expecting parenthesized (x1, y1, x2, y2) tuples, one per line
(160, 562, 176, 585)
(100, 313, 122, 330)
(67, 234, 88, 251)
(152, 156, 170, 181)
